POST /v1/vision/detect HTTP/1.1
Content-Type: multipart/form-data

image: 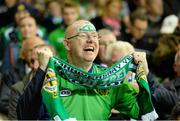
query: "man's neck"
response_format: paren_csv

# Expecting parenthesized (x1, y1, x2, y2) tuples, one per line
(67, 56, 93, 72)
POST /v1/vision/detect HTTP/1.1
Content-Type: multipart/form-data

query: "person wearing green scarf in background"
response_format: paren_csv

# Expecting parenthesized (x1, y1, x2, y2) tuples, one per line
(24, 20, 158, 120)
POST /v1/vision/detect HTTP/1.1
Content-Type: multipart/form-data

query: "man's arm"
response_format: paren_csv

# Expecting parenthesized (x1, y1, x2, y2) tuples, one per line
(148, 72, 178, 113)
(16, 68, 46, 120)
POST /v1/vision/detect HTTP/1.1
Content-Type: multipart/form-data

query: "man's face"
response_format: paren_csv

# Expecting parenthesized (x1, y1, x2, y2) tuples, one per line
(111, 48, 126, 64)
(99, 34, 116, 61)
(67, 31, 99, 63)
(62, 7, 79, 26)
(15, 10, 30, 25)
(131, 19, 147, 40)
(19, 17, 37, 39)
(149, 0, 163, 17)
(5, 0, 16, 7)
(27, 50, 39, 71)
(48, 1, 61, 17)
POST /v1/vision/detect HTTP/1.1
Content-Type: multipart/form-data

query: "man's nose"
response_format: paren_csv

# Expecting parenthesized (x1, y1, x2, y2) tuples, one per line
(86, 35, 96, 43)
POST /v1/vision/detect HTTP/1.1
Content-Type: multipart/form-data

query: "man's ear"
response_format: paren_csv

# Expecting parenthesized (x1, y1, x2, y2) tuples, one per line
(173, 63, 177, 73)
(64, 39, 70, 51)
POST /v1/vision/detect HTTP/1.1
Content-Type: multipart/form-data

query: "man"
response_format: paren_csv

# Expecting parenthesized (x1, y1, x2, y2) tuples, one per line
(120, 8, 148, 50)
(0, 36, 46, 117)
(152, 49, 180, 119)
(95, 29, 117, 66)
(17, 20, 156, 120)
(105, 41, 135, 67)
(8, 37, 51, 119)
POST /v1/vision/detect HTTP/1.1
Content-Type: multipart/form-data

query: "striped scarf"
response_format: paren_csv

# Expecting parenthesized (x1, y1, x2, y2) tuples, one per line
(41, 55, 158, 121)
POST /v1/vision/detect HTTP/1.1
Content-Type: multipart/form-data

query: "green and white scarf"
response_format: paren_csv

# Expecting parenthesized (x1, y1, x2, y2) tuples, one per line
(41, 55, 158, 121)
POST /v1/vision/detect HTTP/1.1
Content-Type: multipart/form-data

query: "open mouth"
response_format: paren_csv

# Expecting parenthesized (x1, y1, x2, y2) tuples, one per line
(84, 47, 94, 52)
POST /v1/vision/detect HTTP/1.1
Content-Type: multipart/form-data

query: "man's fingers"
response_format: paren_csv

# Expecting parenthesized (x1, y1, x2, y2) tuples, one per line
(133, 52, 146, 64)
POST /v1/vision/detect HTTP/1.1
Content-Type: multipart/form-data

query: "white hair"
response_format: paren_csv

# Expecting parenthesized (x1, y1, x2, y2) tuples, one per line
(105, 41, 135, 62)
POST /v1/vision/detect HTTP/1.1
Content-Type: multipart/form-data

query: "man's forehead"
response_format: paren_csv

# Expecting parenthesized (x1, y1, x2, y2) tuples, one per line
(77, 22, 96, 32)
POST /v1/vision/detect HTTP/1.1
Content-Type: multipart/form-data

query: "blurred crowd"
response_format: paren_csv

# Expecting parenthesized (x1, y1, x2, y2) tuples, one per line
(0, 0, 180, 120)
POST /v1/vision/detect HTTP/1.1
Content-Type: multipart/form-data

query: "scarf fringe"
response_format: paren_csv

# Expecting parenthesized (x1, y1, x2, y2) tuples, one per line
(141, 110, 158, 121)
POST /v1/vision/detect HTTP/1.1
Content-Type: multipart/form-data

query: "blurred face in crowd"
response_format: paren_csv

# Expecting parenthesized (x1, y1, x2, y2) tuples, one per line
(98, 33, 116, 62)
(48, 1, 61, 17)
(136, 0, 146, 8)
(27, 49, 39, 71)
(95, 0, 108, 7)
(131, 19, 148, 40)
(65, 20, 99, 64)
(148, 0, 163, 17)
(106, 0, 121, 18)
(174, 50, 180, 77)
(111, 48, 126, 64)
(62, 7, 79, 26)
(5, 0, 16, 7)
(15, 10, 30, 25)
(19, 16, 38, 39)
(106, 42, 134, 66)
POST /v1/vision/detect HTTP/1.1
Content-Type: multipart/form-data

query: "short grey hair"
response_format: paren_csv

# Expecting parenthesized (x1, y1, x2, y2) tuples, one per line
(105, 41, 135, 62)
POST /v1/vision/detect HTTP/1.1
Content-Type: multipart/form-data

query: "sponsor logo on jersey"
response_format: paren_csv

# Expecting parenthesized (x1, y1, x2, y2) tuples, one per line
(60, 89, 72, 96)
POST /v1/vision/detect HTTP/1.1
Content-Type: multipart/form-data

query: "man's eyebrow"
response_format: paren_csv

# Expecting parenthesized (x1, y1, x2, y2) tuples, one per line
(33, 44, 48, 49)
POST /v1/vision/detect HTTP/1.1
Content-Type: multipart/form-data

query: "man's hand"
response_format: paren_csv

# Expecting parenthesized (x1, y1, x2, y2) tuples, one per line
(36, 46, 53, 71)
(133, 52, 149, 75)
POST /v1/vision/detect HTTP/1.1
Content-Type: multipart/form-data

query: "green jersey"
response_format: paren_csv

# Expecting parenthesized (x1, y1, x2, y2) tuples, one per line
(58, 77, 138, 120)
(42, 56, 158, 121)
(42, 63, 139, 120)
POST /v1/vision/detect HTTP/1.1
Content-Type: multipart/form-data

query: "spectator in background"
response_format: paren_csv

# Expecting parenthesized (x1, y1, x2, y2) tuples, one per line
(19, 16, 38, 39)
(144, 0, 165, 51)
(42, 0, 62, 33)
(60, 0, 80, 29)
(152, 20, 180, 79)
(95, 29, 117, 66)
(0, 15, 47, 72)
(103, 41, 146, 120)
(0, 3, 30, 60)
(0, 4, 30, 71)
(48, 0, 80, 60)
(0, 36, 46, 118)
(79, 0, 97, 20)
(104, 41, 135, 67)
(120, 8, 149, 53)
(8, 37, 54, 119)
(91, 0, 125, 39)
(104, 41, 180, 120)
(150, 49, 180, 119)
(0, 3, 47, 56)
